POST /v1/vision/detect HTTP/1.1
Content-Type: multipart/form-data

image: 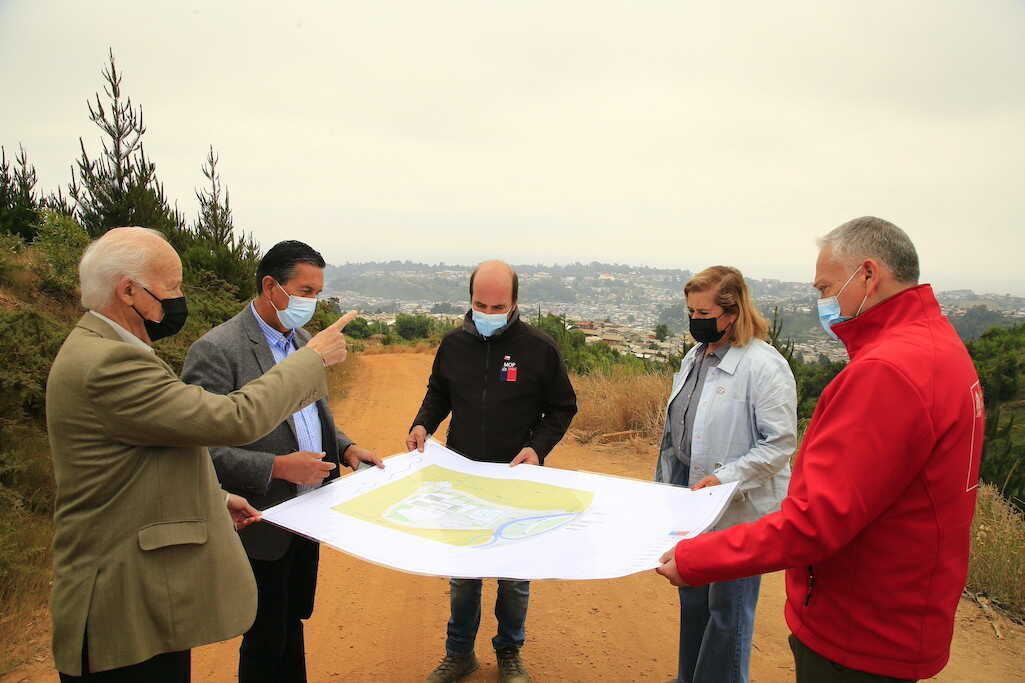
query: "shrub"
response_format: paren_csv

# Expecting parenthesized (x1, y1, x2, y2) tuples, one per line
(32, 211, 90, 300)
(344, 316, 371, 339)
(0, 232, 26, 285)
(394, 313, 431, 340)
(0, 309, 71, 421)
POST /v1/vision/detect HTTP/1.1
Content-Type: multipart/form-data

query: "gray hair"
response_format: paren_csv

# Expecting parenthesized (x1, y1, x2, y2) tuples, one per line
(79, 227, 168, 310)
(817, 216, 920, 285)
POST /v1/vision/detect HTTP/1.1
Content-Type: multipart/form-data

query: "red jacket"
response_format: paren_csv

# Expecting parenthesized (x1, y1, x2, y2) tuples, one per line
(675, 285, 984, 680)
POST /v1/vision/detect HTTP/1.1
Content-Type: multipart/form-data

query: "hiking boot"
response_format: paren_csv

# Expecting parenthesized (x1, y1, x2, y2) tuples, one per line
(425, 652, 479, 682)
(496, 648, 531, 683)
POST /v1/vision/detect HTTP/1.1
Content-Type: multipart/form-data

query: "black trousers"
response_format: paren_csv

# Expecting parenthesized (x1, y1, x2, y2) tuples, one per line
(789, 635, 916, 683)
(239, 535, 320, 683)
(58, 632, 190, 682)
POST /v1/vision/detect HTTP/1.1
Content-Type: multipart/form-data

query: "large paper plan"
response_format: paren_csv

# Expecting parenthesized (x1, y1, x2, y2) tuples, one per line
(262, 440, 737, 580)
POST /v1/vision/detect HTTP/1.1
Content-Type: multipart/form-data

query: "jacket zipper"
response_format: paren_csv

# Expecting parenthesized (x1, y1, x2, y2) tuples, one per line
(804, 565, 816, 606)
(481, 342, 490, 458)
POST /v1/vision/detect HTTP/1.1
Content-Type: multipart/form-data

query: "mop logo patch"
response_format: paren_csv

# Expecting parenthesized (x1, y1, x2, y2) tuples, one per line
(500, 356, 518, 382)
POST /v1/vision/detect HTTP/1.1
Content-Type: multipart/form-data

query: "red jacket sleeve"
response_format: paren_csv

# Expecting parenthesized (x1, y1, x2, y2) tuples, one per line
(675, 359, 935, 585)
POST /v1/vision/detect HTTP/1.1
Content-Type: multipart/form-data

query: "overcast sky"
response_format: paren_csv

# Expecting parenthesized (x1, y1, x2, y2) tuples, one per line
(2, 1, 1023, 294)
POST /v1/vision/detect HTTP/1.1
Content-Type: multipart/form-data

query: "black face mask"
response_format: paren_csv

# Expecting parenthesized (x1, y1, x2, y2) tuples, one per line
(133, 286, 188, 341)
(689, 315, 727, 344)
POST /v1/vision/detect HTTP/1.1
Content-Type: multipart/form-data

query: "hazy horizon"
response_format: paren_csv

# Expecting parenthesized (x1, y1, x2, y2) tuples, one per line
(2, 1, 1023, 295)
(323, 258, 1022, 298)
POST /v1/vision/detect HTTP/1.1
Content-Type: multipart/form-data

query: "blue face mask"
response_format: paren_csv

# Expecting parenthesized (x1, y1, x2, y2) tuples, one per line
(817, 265, 867, 341)
(274, 281, 318, 330)
(472, 309, 509, 338)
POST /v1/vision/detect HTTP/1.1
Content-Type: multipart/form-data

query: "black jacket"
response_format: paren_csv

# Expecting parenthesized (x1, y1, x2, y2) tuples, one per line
(412, 310, 577, 464)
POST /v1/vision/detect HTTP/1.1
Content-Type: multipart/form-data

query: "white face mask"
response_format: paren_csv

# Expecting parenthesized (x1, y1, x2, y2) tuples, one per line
(471, 309, 509, 337)
(816, 265, 867, 341)
(273, 281, 318, 329)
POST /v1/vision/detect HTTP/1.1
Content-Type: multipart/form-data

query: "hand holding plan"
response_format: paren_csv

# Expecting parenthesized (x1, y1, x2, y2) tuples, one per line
(655, 548, 689, 587)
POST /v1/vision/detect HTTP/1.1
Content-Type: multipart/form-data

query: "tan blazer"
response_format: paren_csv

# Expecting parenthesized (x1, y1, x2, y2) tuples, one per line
(45, 313, 328, 675)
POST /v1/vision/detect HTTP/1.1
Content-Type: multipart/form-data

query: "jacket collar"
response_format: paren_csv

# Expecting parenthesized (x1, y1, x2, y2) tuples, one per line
(77, 312, 123, 341)
(461, 307, 522, 341)
(241, 303, 278, 374)
(834, 284, 940, 359)
(239, 302, 306, 440)
(716, 343, 745, 376)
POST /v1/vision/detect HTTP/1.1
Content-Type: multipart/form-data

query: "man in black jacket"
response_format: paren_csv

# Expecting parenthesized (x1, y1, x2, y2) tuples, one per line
(407, 260, 577, 683)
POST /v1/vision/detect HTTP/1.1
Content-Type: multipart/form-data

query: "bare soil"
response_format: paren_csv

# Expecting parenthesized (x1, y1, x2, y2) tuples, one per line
(4, 353, 1021, 682)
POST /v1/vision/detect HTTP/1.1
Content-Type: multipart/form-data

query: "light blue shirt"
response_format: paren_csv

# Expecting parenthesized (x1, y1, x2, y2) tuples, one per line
(251, 302, 324, 494)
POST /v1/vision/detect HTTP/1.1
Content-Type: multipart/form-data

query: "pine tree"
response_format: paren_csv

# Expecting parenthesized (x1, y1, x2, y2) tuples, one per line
(189, 146, 260, 298)
(0, 144, 41, 240)
(195, 146, 237, 245)
(68, 49, 186, 243)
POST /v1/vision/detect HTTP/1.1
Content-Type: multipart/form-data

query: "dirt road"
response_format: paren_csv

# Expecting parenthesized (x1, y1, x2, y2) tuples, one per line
(5, 353, 1022, 682)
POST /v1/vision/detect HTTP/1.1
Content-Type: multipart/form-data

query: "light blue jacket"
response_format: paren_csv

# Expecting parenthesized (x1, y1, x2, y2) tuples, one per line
(655, 338, 797, 530)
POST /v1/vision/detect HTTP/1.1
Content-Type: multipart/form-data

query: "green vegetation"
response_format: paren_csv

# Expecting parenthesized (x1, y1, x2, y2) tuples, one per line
(0, 51, 276, 673)
(766, 309, 847, 420)
(0, 145, 42, 241)
(967, 324, 1025, 509)
(393, 313, 459, 341)
(952, 305, 1018, 341)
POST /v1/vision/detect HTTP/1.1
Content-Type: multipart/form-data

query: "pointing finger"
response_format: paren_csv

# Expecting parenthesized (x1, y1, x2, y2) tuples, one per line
(329, 310, 360, 332)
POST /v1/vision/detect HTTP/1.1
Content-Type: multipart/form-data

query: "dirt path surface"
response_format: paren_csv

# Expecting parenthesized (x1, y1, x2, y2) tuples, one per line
(5, 353, 1023, 682)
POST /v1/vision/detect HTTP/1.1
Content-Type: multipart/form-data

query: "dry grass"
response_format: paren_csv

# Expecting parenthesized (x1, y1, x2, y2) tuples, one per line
(968, 483, 1025, 617)
(570, 368, 672, 443)
(326, 349, 362, 399)
(0, 425, 56, 675)
(0, 516, 53, 675)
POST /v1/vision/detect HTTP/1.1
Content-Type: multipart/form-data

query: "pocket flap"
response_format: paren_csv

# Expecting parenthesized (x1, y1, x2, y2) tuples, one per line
(138, 520, 208, 551)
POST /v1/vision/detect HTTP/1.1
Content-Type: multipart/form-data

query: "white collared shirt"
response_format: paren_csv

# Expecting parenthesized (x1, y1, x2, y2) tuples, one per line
(89, 311, 154, 353)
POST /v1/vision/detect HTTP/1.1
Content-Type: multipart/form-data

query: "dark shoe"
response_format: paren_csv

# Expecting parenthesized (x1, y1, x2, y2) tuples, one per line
(425, 652, 480, 682)
(496, 648, 531, 683)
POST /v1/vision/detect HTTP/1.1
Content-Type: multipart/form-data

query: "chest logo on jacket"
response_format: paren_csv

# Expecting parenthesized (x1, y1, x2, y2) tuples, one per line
(500, 356, 518, 382)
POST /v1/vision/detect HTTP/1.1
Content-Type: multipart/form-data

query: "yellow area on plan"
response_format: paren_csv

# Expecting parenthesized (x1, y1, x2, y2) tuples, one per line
(334, 465, 594, 547)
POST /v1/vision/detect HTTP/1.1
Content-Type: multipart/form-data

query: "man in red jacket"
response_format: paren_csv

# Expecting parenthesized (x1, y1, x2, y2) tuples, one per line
(657, 216, 984, 682)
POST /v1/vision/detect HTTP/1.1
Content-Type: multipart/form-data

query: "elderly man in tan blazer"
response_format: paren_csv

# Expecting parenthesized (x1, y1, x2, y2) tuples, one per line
(46, 227, 356, 682)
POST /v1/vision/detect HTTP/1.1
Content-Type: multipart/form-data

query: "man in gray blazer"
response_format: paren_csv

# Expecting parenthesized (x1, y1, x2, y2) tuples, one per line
(182, 240, 381, 683)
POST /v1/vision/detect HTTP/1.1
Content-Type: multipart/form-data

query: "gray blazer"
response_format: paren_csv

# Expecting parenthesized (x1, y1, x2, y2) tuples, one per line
(181, 305, 355, 561)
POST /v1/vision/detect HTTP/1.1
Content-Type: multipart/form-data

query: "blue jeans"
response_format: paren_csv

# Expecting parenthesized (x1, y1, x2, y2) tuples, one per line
(674, 575, 761, 683)
(445, 578, 530, 655)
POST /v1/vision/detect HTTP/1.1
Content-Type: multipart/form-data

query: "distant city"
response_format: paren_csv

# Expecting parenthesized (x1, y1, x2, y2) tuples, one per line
(324, 262, 1025, 365)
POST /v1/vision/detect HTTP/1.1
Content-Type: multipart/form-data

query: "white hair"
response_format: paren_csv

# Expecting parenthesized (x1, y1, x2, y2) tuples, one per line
(817, 216, 920, 285)
(79, 227, 169, 310)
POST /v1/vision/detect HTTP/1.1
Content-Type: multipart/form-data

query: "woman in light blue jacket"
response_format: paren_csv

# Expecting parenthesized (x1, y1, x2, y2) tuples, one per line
(655, 265, 797, 683)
